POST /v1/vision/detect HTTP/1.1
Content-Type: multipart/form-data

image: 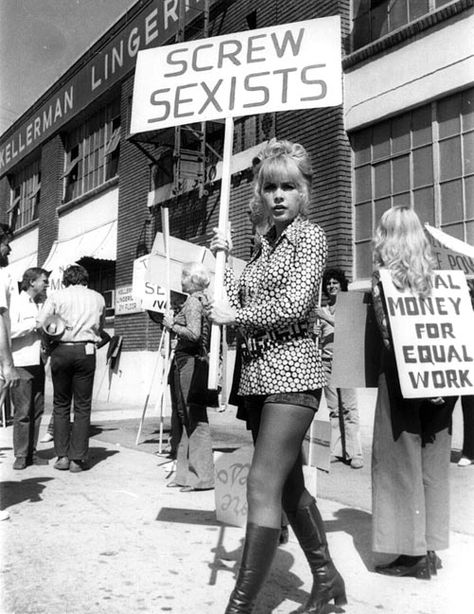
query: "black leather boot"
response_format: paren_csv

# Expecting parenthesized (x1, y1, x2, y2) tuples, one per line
(287, 498, 347, 614)
(375, 555, 431, 579)
(225, 523, 281, 614)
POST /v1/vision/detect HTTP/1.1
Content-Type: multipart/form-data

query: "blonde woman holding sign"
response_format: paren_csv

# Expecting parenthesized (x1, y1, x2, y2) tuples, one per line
(371, 206, 456, 579)
(209, 139, 346, 614)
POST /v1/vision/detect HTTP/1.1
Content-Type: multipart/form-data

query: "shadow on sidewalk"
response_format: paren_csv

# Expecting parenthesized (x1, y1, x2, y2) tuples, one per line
(325, 507, 372, 570)
(1, 477, 54, 510)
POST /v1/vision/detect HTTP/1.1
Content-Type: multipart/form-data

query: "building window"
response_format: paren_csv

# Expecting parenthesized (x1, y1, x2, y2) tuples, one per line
(8, 159, 41, 230)
(62, 98, 120, 202)
(352, 0, 455, 51)
(80, 257, 115, 318)
(352, 87, 473, 278)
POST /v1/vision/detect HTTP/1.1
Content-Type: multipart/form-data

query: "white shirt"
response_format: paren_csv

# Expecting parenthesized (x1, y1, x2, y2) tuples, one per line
(0, 267, 14, 346)
(10, 290, 42, 367)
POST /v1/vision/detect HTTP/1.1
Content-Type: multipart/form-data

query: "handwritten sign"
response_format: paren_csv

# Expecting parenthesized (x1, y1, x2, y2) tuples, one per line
(132, 255, 169, 313)
(380, 269, 474, 398)
(130, 17, 341, 132)
(214, 447, 253, 527)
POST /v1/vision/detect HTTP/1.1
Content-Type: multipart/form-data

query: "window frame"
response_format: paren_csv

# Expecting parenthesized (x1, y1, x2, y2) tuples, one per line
(8, 158, 41, 230)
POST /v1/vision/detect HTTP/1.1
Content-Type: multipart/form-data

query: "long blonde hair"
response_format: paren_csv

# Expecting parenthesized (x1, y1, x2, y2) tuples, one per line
(249, 139, 313, 227)
(373, 206, 434, 297)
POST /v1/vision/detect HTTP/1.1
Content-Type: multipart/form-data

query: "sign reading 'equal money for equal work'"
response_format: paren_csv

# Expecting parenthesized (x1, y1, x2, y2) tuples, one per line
(130, 16, 341, 132)
(379, 269, 474, 398)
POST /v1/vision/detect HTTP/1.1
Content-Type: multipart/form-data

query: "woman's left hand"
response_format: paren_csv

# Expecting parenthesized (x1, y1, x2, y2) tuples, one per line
(208, 299, 237, 326)
(162, 310, 174, 331)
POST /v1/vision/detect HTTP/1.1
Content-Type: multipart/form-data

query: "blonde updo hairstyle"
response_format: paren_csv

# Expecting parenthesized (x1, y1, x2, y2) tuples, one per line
(373, 206, 434, 298)
(250, 138, 313, 227)
(182, 261, 210, 294)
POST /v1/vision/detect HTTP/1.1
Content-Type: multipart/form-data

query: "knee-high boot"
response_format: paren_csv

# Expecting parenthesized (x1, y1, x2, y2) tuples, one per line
(287, 498, 347, 614)
(225, 523, 281, 614)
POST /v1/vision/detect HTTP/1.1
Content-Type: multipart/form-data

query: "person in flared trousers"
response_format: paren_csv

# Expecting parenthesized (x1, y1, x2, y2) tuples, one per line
(163, 262, 215, 493)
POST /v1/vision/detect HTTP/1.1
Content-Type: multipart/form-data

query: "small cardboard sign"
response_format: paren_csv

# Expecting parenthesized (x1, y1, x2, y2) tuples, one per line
(380, 269, 474, 397)
(214, 447, 252, 527)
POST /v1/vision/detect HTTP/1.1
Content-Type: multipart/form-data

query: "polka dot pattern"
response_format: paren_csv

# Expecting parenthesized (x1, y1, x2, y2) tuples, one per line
(225, 216, 327, 395)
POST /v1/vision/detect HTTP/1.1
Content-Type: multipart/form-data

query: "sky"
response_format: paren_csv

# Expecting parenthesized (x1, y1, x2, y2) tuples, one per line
(0, 0, 138, 135)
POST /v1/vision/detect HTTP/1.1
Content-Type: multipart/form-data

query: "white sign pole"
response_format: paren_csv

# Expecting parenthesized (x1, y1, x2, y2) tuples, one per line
(208, 116, 234, 389)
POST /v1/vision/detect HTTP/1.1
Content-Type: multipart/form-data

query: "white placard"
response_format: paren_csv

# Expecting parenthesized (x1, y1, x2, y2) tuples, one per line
(115, 285, 143, 316)
(132, 255, 168, 313)
(130, 17, 342, 132)
(379, 269, 474, 398)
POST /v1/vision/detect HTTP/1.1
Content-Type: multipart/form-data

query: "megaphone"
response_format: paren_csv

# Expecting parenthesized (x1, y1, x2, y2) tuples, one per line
(41, 314, 67, 340)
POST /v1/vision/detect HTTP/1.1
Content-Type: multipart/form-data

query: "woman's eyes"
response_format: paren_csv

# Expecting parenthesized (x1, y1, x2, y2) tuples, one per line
(263, 183, 296, 192)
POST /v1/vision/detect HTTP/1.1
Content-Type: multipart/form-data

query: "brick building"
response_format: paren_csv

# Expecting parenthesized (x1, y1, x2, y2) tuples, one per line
(1, 0, 472, 404)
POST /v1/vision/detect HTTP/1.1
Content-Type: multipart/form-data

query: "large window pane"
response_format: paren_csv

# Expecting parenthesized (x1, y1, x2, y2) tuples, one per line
(413, 186, 435, 225)
(440, 179, 463, 223)
(463, 131, 474, 174)
(390, 0, 408, 31)
(374, 197, 391, 225)
(392, 155, 410, 193)
(438, 94, 461, 139)
(465, 176, 474, 218)
(466, 221, 474, 244)
(409, 0, 429, 20)
(391, 114, 410, 154)
(355, 202, 372, 240)
(372, 123, 390, 160)
(374, 161, 391, 198)
(413, 145, 433, 187)
(352, 131, 371, 165)
(412, 105, 432, 147)
(439, 136, 462, 181)
(462, 88, 474, 131)
(440, 222, 463, 240)
(393, 192, 410, 208)
(355, 165, 372, 202)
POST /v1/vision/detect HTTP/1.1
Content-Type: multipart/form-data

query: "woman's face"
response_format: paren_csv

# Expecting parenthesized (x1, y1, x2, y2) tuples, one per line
(325, 278, 342, 301)
(261, 174, 302, 232)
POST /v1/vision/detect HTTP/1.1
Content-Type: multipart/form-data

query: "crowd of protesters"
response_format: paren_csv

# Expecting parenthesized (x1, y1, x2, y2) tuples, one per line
(0, 137, 472, 613)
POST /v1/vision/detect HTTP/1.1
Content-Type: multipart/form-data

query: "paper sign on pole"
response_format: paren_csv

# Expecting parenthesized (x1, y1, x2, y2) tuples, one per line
(130, 17, 342, 133)
(425, 224, 474, 278)
(132, 255, 169, 313)
(379, 269, 474, 398)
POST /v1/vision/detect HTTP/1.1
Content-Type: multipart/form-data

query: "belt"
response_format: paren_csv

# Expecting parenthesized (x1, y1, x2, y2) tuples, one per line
(240, 322, 311, 363)
(59, 341, 96, 345)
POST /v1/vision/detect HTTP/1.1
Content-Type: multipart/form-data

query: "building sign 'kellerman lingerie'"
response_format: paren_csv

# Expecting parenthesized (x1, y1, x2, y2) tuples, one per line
(0, 0, 224, 176)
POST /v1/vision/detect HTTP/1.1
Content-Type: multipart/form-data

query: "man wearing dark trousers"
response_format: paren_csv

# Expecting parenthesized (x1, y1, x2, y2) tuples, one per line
(11, 267, 50, 469)
(37, 264, 105, 473)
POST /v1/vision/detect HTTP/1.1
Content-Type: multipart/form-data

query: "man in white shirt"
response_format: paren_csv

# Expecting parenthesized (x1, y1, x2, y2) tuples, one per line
(11, 267, 50, 470)
(37, 264, 105, 473)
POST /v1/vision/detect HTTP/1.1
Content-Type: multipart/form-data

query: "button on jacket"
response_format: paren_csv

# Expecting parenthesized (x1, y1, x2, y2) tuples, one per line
(225, 216, 327, 395)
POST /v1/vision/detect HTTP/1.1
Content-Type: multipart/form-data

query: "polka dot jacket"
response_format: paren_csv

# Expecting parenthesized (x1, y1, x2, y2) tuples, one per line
(225, 216, 327, 395)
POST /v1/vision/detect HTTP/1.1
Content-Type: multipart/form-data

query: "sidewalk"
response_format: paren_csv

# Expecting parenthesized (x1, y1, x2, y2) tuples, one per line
(0, 399, 473, 614)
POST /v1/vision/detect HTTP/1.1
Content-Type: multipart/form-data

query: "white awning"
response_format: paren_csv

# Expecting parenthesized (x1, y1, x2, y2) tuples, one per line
(5, 252, 38, 285)
(43, 220, 117, 271)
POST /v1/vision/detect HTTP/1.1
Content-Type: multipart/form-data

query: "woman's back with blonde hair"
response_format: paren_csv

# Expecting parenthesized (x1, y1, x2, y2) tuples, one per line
(373, 206, 434, 297)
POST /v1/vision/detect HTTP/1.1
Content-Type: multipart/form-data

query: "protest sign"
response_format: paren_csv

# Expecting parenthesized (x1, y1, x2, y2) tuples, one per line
(130, 17, 342, 132)
(379, 269, 474, 398)
(425, 224, 474, 278)
(215, 447, 252, 527)
(132, 254, 168, 313)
